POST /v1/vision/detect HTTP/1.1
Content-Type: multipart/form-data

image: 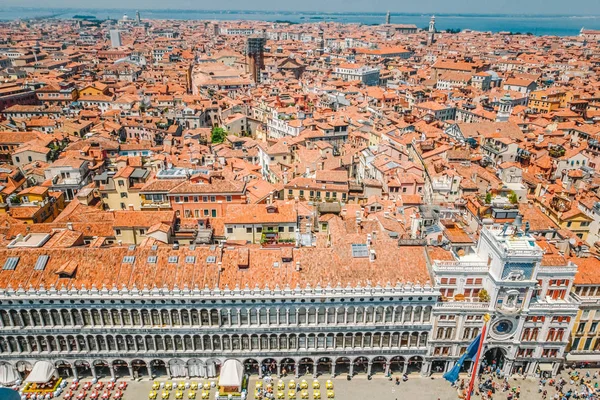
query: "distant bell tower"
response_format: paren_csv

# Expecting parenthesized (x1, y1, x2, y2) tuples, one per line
(386, 11, 391, 25)
(136, 10, 141, 24)
(428, 15, 436, 45)
(496, 93, 513, 122)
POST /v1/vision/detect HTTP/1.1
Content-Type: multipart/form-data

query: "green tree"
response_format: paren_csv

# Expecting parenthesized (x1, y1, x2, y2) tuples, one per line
(508, 191, 518, 204)
(211, 126, 226, 144)
(485, 192, 492, 204)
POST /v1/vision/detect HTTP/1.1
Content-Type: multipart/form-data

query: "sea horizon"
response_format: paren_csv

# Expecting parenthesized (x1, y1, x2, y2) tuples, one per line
(1, 7, 600, 36)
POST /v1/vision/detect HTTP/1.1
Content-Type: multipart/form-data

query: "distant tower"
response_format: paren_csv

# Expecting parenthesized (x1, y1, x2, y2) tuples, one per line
(246, 35, 266, 83)
(136, 10, 141, 24)
(385, 11, 391, 25)
(317, 30, 325, 55)
(496, 93, 513, 122)
(109, 29, 122, 48)
(213, 23, 220, 37)
(428, 15, 436, 45)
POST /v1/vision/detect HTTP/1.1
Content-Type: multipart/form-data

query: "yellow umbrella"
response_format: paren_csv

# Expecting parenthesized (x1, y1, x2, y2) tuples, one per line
(190, 383, 198, 391)
(149, 391, 158, 400)
(165, 383, 173, 391)
(175, 390, 183, 399)
(312, 380, 320, 389)
(162, 390, 170, 399)
(288, 389, 297, 399)
(201, 391, 209, 400)
(288, 380, 296, 389)
(325, 381, 334, 390)
(314, 389, 321, 399)
(202, 383, 210, 391)
(277, 380, 285, 390)
(327, 390, 335, 398)
(277, 391, 285, 399)
(178, 382, 185, 390)
(256, 381, 263, 388)
(301, 390, 309, 399)
(300, 380, 308, 389)
(187, 391, 196, 399)
(152, 382, 160, 391)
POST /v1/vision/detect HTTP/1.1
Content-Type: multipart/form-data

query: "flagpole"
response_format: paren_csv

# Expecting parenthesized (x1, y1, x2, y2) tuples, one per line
(465, 314, 490, 400)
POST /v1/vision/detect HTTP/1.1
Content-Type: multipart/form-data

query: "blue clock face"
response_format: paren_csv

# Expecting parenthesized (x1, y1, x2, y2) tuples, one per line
(493, 319, 514, 335)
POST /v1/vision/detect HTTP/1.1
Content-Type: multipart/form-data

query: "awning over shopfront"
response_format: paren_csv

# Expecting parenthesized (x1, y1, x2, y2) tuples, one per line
(567, 353, 600, 362)
(538, 363, 553, 372)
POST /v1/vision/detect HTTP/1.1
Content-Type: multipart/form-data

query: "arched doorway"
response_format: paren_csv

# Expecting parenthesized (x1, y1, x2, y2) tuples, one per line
(280, 358, 295, 377)
(316, 357, 332, 376)
(371, 357, 387, 375)
(353, 357, 369, 375)
(389, 357, 405, 374)
(261, 359, 277, 376)
(206, 359, 221, 378)
(483, 347, 506, 372)
(75, 360, 92, 378)
(336, 357, 351, 376)
(431, 360, 446, 374)
(112, 360, 129, 378)
(169, 359, 187, 378)
(93, 360, 110, 379)
(54, 360, 73, 378)
(406, 356, 423, 374)
(244, 359, 259, 375)
(16, 361, 32, 380)
(298, 358, 313, 376)
(187, 359, 206, 378)
(150, 360, 167, 377)
(131, 360, 148, 379)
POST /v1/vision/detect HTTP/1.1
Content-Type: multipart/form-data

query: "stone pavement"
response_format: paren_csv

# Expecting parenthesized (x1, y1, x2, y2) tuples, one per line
(23, 369, 600, 400)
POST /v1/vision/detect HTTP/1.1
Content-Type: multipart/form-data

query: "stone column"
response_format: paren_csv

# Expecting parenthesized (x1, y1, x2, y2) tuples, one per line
(331, 362, 336, 378)
(109, 365, 116, 380)
(349, 363, 354, 377)
(367, 362, 372, 376)
(35, 337, 42, 353)
(91, 365, 98, 380)
(148, 363, 154, 380)
(128, 365, 135, 381)
(165, 364, 172, 379)
(312, 362, 317, 378)
(402, 362, 408, 374)
(72, 366, 79, 381)
(384, 362, 390, 377)
(276, 363, 281, 377)
(295, 365, 300, 379)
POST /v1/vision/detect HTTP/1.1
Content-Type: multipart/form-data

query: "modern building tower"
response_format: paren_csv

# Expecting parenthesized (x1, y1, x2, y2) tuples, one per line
(109, 29, 122, 48)
(246, 35, 266, 83)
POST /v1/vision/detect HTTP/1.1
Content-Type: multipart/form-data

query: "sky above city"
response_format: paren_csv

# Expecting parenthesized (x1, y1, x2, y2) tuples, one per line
(4, 0, 600, 15)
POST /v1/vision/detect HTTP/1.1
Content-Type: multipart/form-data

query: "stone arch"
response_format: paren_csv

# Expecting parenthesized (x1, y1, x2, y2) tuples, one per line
(389, 356, 405, 374)
(243, 358, 259, 375)
(353, 356, 369, 375)
(93, 360, 110, 378)
(150, 360, 167, 377)
(316, 357, 332, 376)
(371, 356, 387, 375)
(74, 360, 92, 378)
(407, 356, 423, 374)
(205, 358, 221, 378)
(335, 357, 351, 375)
(54, 360, 73, 378)
(168, 359, 187, 378)
(261, 358, 277, 376)
(15, 361, 32, 380)
(112, 359, 129, 378)
(298, 357, 314, 376)
(280, 358, 295, 377)
(187, 359, 206, 378)
(131, 359, 147, 379)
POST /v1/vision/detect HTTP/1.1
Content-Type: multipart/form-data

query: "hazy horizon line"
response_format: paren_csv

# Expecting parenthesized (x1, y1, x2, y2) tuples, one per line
(3, 6, 600, 18)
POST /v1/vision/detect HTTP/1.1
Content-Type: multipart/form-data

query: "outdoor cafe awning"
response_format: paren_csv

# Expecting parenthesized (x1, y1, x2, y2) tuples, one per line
(538, 363, 553, 372)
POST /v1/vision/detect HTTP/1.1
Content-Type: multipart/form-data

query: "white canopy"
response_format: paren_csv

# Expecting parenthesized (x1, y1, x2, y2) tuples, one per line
(24, 361, 57, 384)
(0, 363, 19, 385)
(218, 360, 243, 388)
